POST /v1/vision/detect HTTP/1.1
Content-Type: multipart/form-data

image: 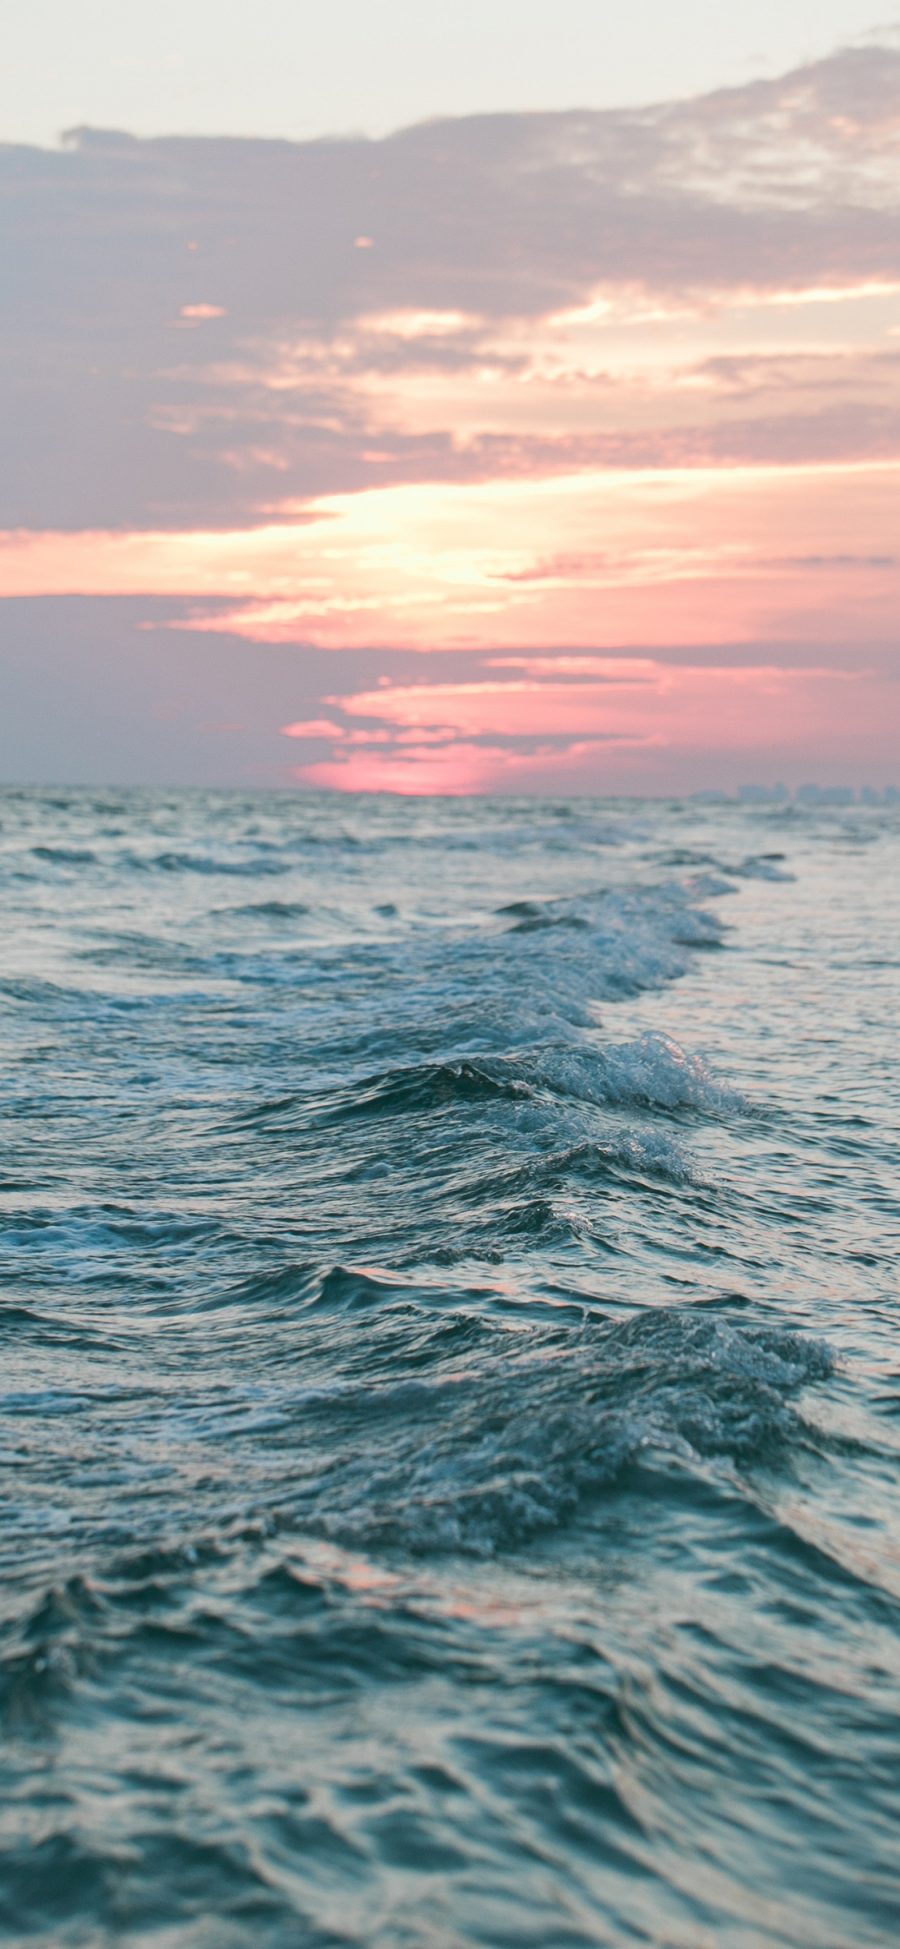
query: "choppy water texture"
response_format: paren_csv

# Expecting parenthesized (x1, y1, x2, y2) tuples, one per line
(1, 790, 899, 1949)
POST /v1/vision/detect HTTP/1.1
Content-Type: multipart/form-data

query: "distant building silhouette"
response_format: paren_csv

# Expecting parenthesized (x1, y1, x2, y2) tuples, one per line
(738, 783, 789, 804)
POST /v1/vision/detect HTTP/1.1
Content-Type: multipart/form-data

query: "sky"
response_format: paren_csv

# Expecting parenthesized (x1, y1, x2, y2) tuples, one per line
(2, 1, 893, 145)
(1, 5, 899, 794)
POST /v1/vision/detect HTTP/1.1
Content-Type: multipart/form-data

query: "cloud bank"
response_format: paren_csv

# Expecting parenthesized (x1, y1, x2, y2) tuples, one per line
(1, 40, 898, 790)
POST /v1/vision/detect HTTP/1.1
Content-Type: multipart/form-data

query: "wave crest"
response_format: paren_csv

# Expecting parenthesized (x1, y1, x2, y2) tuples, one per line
(305, 1309, 832, 1557)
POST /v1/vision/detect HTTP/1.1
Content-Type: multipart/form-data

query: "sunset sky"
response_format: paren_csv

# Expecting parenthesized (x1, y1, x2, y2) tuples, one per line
(1, 4, 899, 793)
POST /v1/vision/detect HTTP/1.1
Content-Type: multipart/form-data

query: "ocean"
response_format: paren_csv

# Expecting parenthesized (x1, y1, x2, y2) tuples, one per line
(1, 787, 898, 1948)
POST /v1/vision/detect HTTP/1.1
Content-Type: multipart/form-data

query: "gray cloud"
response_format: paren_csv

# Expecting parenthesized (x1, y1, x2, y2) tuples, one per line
(1, 42, 899, 530)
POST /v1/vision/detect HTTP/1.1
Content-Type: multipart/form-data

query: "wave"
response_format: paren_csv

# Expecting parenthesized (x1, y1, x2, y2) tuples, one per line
(0, 1575, 104, 1734)
(730, 853, 796, 882)
(498, 898, 590, 933)
(125, 850, 290, 877)
(30, 844, 97, 865)
(539, 1032, 746, 1116)
(228, 1029, 740, 1146)
(222, 899, 311, 920)
(302, 1035, 741, 1132)
(299, 1308, 834, 1557)
(331, 1059, 535, 1121)
(653, 846, 795, 885)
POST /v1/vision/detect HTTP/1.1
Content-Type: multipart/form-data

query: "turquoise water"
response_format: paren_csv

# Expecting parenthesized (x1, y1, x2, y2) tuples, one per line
(1, 790, 898, 1947)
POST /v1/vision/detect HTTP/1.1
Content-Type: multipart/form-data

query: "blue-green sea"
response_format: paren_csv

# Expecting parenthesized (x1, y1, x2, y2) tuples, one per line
(1, 789, 898, 1948)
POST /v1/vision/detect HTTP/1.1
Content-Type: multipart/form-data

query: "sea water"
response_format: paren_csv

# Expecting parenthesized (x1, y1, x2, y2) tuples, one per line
(0, 788, 898, 1948)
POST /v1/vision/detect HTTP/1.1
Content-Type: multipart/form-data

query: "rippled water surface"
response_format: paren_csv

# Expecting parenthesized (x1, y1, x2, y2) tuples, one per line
(1, 788, 898, 1948)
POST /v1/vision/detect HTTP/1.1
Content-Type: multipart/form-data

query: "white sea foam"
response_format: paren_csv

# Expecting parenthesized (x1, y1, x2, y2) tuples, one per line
(541, 1032, 744, 1116)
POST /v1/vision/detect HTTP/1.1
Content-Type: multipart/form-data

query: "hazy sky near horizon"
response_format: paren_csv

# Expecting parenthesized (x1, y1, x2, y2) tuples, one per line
(1, 11, 899, 793)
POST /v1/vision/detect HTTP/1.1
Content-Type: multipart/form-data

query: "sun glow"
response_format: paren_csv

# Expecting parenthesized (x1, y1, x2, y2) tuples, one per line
(3, 457, 897, 658)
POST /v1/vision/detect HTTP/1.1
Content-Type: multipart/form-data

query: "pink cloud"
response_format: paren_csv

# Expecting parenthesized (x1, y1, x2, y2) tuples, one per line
(276, 649, 899, 795)
(325, 665, 861, 747)
(280, 717, 346, 738)
(295, 738, 639, 796)
(178, 304, 228, 321)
